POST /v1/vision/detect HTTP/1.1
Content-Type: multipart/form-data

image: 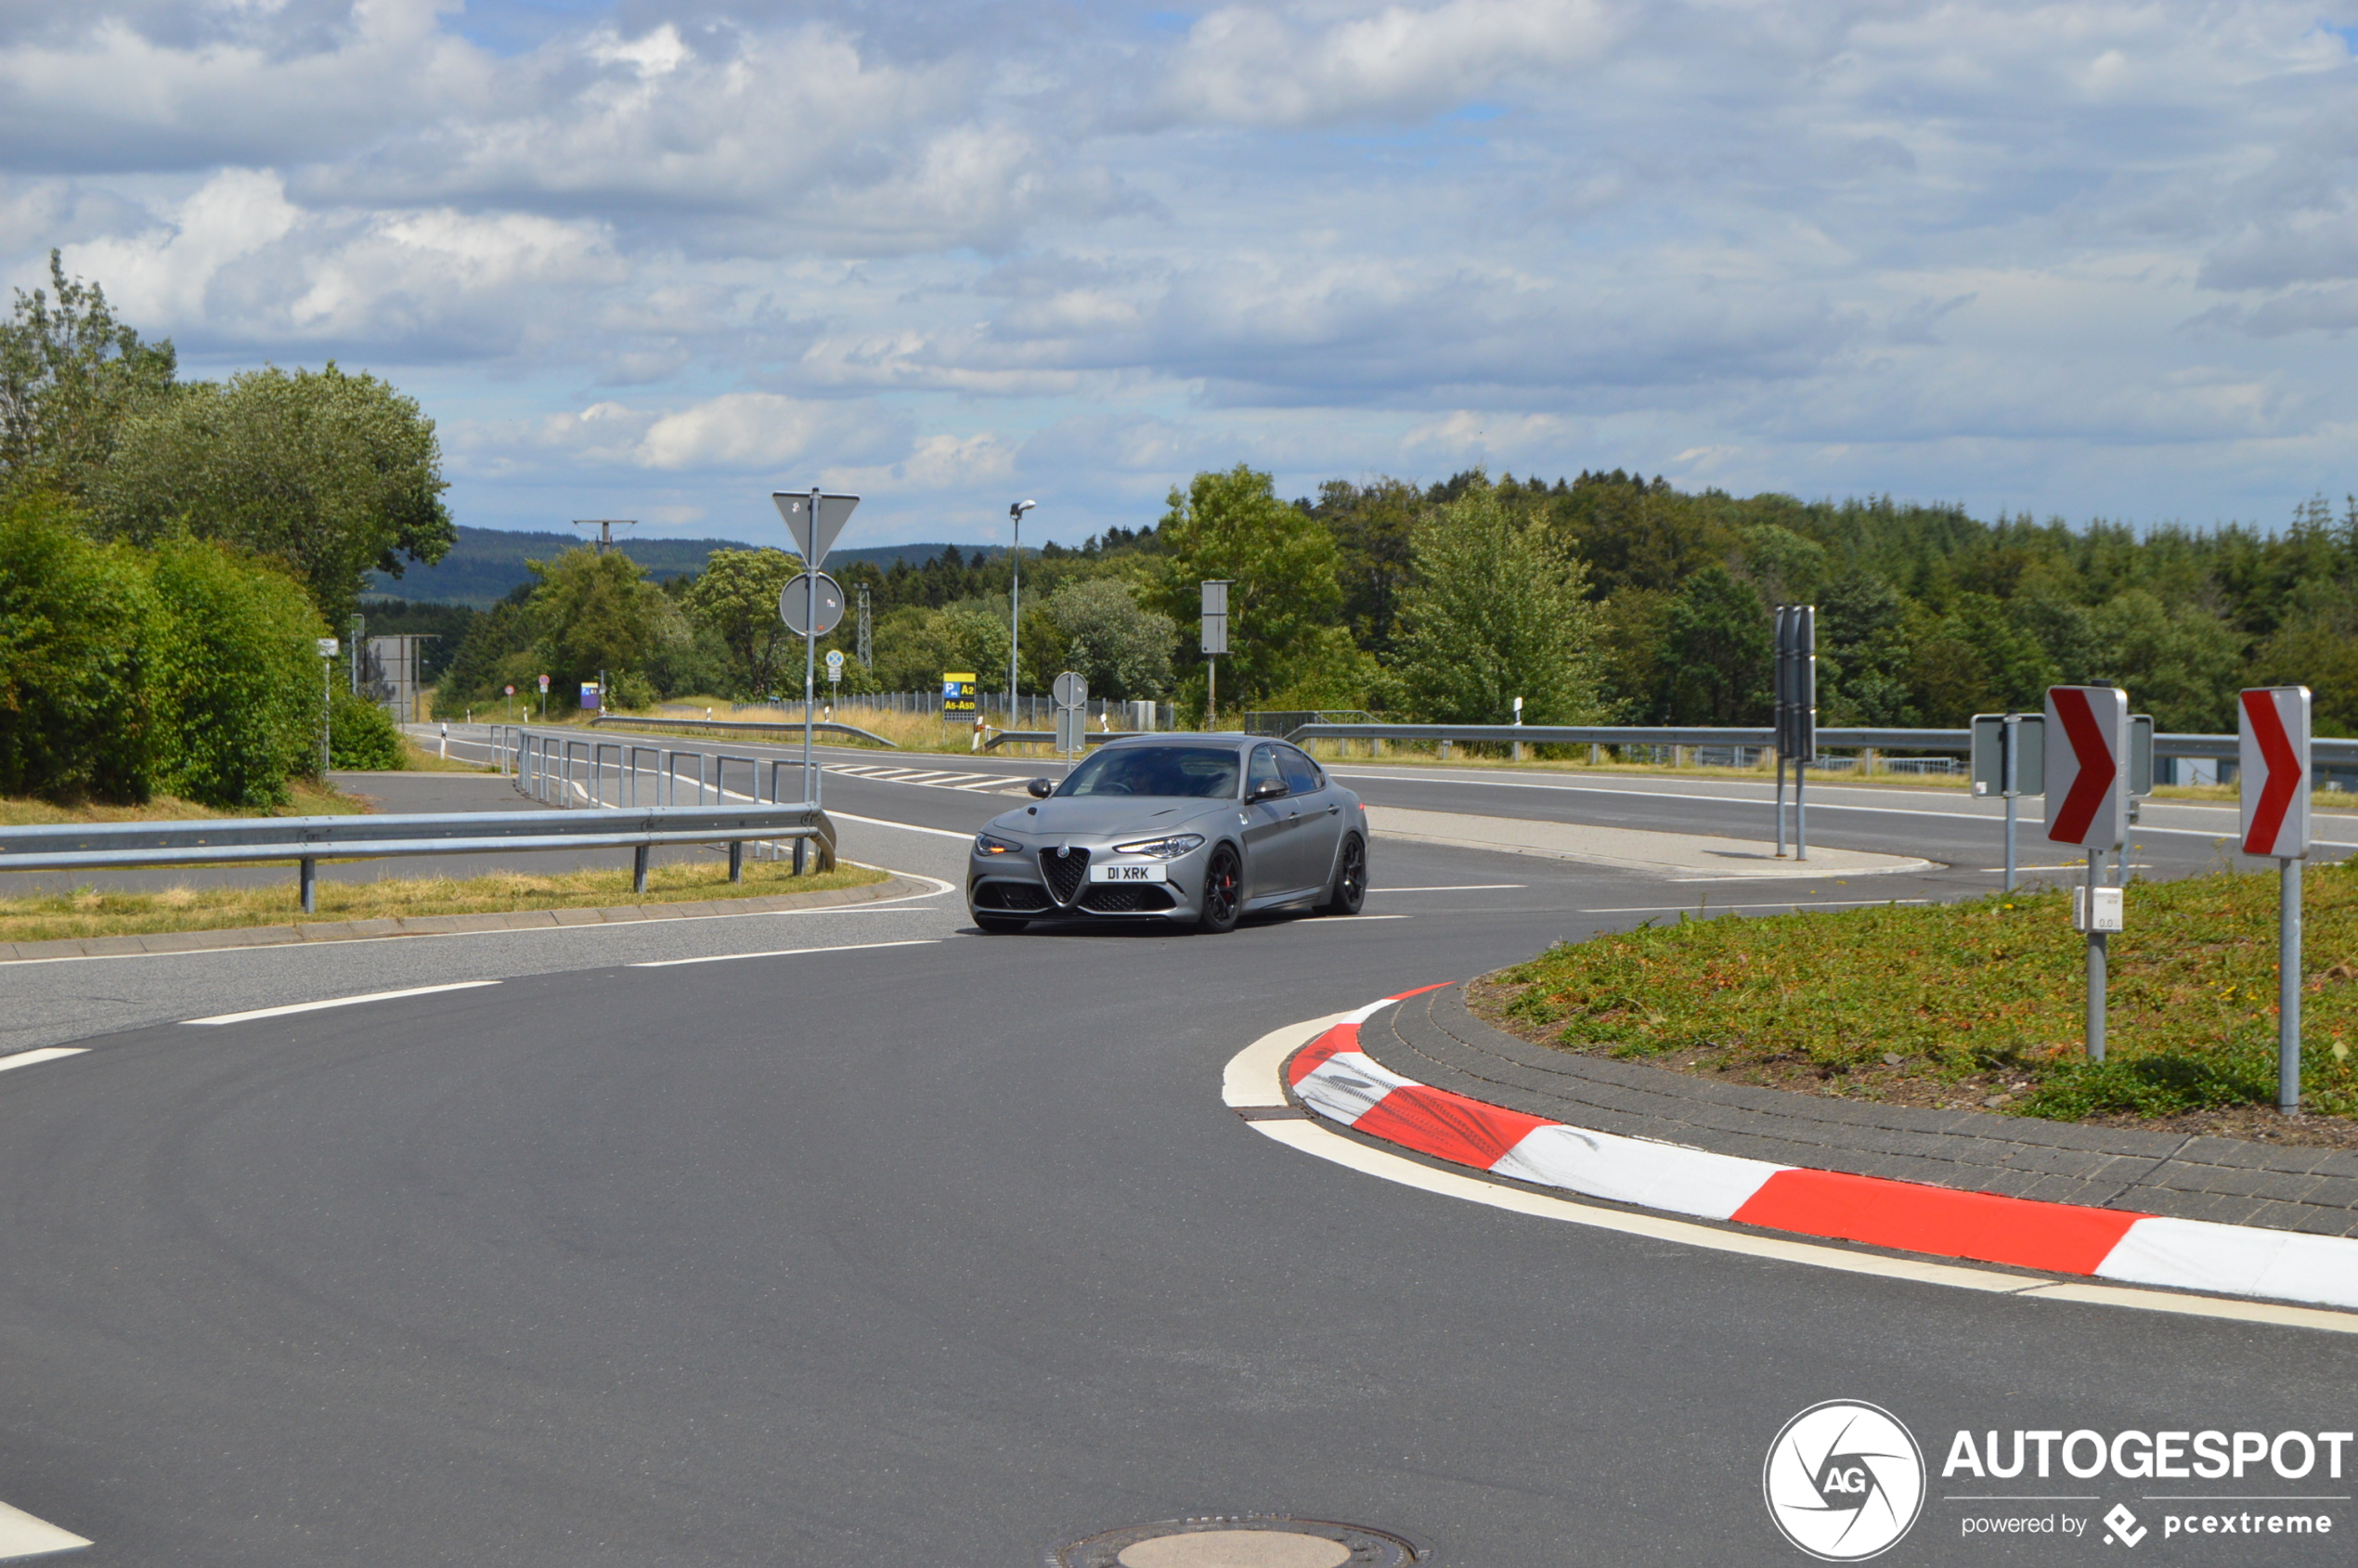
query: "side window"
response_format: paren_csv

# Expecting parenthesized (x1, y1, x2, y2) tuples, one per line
(1277, 746, 1322, 795)
(1247, 745, 1285, 797)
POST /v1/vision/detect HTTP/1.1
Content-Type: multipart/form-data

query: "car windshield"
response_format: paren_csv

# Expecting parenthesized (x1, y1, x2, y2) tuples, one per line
(1056, 745, 1241, 799)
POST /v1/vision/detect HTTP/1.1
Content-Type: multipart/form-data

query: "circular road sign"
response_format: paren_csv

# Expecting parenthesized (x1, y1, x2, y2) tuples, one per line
(825, 649, 845, 680)
(504, 684, 515, 696)
(1053, 671, 1087, 708)
(778, 572, 846, 637)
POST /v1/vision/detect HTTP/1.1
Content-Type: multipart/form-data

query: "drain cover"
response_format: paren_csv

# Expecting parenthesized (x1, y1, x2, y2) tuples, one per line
(1050, 1515, 1427, 1568)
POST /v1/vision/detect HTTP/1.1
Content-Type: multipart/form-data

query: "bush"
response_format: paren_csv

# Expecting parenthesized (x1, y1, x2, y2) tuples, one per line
(329, 685, 406, 770)
(149, 541, 321, 807)
(0, 495, 159, 801)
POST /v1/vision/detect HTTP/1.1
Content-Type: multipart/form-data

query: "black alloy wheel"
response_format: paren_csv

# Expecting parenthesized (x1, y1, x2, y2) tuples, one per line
(1319, 834, 1366, 916)
(974, 913, 1030, 934)
(1196, 845, 1242, 934)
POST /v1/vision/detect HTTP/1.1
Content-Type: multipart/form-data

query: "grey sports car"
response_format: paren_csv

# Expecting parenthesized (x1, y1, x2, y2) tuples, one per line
(965, 734, 1369, 933)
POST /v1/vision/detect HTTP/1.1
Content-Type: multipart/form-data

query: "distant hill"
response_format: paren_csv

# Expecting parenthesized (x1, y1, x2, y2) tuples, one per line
(365, 527, 1000, 607)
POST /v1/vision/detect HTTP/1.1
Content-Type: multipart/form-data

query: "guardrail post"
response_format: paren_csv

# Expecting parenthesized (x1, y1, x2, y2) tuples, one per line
(300, 856, 317, 914)
(729, 839, 744, 882)
(632, 843, 650, 895)
(1862, 746, 1879, 776)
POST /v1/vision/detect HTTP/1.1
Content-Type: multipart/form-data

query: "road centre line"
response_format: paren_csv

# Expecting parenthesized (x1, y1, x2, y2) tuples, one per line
(629, 939, 939, 967)
(1223, 1018, 2358, 1338)
(1294, 914, 1412, 923)
(1373, 884, 1526, 891)
(183, 980, 502, 1026)
(0, 1047, 87, 1070)
(1580, 899, 1932, 913)
(827, 810, 978, 841)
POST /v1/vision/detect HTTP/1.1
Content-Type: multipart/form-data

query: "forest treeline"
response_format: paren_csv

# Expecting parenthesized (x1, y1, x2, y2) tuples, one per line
(441, 465, 2358, 737)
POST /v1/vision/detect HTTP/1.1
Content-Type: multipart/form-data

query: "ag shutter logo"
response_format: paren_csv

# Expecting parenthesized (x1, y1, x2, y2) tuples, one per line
(1765, 1400, 1927, 1562)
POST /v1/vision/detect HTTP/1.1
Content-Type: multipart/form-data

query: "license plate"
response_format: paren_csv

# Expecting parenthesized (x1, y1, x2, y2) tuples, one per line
(1089, 862, 1168, 883)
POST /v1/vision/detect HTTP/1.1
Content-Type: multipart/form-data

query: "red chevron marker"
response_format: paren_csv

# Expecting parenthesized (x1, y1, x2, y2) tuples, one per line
(2239, 687, 2311, 861)
(2043, 686, 2126, 849)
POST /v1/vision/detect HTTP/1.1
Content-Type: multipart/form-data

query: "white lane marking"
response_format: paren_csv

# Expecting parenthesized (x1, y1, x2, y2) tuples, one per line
(826, 810, 978, 842)
(0, 1496, 90, 1557)
(628, 938, 940, 968)
(1581, 899, 1932, 913)
(1371, 884, 1526, 892)
(182, 980, 502, 1026)
(1291, 914, 1411, 924)
(0, 1048, 87, 1071)
(1224, 1020, 2358, 1337)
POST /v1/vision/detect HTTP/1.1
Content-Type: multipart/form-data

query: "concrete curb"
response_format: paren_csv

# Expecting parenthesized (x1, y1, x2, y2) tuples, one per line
(1287, 990, 2358, 1315)
(0, 874, 930, 964)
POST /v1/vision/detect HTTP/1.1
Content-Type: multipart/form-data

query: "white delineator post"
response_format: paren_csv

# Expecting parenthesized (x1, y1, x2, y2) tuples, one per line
(2045, 685, 2129, 1063)
(2240, 686, 2313, 1115)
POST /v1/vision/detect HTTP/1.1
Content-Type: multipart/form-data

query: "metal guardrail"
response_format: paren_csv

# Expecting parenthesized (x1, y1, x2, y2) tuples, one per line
(1278, 721, 2358, 769)
(981, 730, 1148, 752)
(0, 799, 833, 912)
(590, 714, 898, 748)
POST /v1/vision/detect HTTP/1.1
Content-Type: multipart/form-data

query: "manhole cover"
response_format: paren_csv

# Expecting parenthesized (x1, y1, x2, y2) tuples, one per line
(1050, 1515, 1427, 1568)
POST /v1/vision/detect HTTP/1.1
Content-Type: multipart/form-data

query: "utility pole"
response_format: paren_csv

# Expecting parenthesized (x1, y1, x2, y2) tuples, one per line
(856, 583, 873, 668)
(573, 519, 638, 554)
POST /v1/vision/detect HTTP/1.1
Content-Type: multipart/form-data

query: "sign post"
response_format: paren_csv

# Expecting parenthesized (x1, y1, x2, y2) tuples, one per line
(317, 638, 339, 775)
(1773, 606, 1817, 859)
(2240, 686, 2313, 1114)
(943, 672, 978, 748)
(772, 489, 861, 818)
(1972, 713, 2048, 892)
(1200, 581, 1231, 729)
(2045, 686, 2129, 1062)
(537, 672, 550, 720)
(1053, 671, 1087, 761)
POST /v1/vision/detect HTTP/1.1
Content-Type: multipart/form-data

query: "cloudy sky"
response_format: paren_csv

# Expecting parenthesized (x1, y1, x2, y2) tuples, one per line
(6, 0, 2358, 551)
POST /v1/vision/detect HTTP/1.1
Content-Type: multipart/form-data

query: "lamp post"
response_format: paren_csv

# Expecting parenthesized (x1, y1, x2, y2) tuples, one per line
(1008, 499, 1036, 728)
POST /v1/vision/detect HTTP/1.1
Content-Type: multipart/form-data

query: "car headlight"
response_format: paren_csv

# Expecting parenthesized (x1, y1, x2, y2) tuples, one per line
(975, 833, 1021, 855)
(1109, 833, 1204, 859)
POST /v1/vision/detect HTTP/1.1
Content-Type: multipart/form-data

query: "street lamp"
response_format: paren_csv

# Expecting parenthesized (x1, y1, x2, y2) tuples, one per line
(1008, 499, 1036, 726)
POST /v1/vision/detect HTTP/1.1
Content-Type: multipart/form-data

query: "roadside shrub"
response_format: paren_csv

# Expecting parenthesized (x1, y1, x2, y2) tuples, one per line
(0, 495, 158, 801)
(329, 685, 406, 770)
(149, 541, 321, 807)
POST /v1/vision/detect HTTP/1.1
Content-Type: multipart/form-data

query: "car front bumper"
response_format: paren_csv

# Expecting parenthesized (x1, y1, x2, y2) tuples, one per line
(967, 838, 1209, 921)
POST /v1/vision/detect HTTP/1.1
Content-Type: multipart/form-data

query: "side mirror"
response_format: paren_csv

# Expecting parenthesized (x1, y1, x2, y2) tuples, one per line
(1026, 777, 1054, 798)
(1249, 778, 1287, 802)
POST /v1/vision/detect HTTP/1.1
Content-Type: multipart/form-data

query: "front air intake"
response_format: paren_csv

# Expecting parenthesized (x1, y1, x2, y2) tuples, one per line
(1039, 846, 1090, 906)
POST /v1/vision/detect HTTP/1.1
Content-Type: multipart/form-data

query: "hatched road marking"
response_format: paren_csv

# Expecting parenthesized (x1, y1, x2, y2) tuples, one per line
(0, 1495, 89, 1559)
(183, 981, 503, 1026)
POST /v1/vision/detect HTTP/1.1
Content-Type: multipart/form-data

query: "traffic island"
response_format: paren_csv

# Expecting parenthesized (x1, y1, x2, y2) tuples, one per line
(1475, 867, 2358, 1142)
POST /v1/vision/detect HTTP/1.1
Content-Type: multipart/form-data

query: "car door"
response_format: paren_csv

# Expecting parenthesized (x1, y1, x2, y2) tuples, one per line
(1277, 745, 1342, 892)
(1240, 744, 1298, 901)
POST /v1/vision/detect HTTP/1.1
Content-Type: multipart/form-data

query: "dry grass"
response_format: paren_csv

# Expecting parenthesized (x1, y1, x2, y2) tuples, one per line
(395, 739, 498, 773)
(0, 778, 369, 829)
(0, 855, 887, 944)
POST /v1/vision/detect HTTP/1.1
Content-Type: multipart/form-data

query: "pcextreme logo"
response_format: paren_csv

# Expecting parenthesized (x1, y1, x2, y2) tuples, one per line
(1764, 1400, 1927, 1562)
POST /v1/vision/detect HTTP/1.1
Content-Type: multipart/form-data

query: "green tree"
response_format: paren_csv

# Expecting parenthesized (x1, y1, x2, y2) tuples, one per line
(1654, 564, 1770, 723)
(0, 494, 157, 801)
(1038, 577, 1175, 699)
(1391, 476, 1600, 724)
(0, 252, 176, 500)
(1816, 569, 1913, 726)
(149, 541, 323, 806)
(1150, 464, 1364, 718)
(2091, 590, 2243, 732)
(525, 548, 686, 705)
(681, 547, 799, 697)
(87, 363, 453, 621)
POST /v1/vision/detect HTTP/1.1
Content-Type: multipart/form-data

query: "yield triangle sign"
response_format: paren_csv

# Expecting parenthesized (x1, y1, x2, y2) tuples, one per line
(2240, 687, 2312, 859)
(771, 491, 861, 568)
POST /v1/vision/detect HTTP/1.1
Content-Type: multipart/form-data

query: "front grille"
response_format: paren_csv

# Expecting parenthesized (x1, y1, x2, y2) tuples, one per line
(976, 880, 1051, 912)
(1039, 846, 1090, 905)
(1080, 883, 1174, 914)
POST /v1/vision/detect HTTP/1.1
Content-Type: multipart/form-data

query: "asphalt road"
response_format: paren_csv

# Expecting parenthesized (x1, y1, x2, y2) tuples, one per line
(1, 732, 2351, 1564)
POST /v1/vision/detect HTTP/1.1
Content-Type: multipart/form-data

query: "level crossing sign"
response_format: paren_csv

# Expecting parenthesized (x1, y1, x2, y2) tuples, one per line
(2240, 687, 2312, 859)
(2042, 685, 2128, 850)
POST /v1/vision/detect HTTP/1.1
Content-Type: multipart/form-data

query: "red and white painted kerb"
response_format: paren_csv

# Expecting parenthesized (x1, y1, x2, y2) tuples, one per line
(1289, 991, 2358, 1315)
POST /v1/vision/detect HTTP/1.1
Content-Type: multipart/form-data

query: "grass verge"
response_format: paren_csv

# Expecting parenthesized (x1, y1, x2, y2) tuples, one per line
(0, 857, 888, 944)
(0, 779, 369, 828)
(1475, 863, 2358, 1144)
